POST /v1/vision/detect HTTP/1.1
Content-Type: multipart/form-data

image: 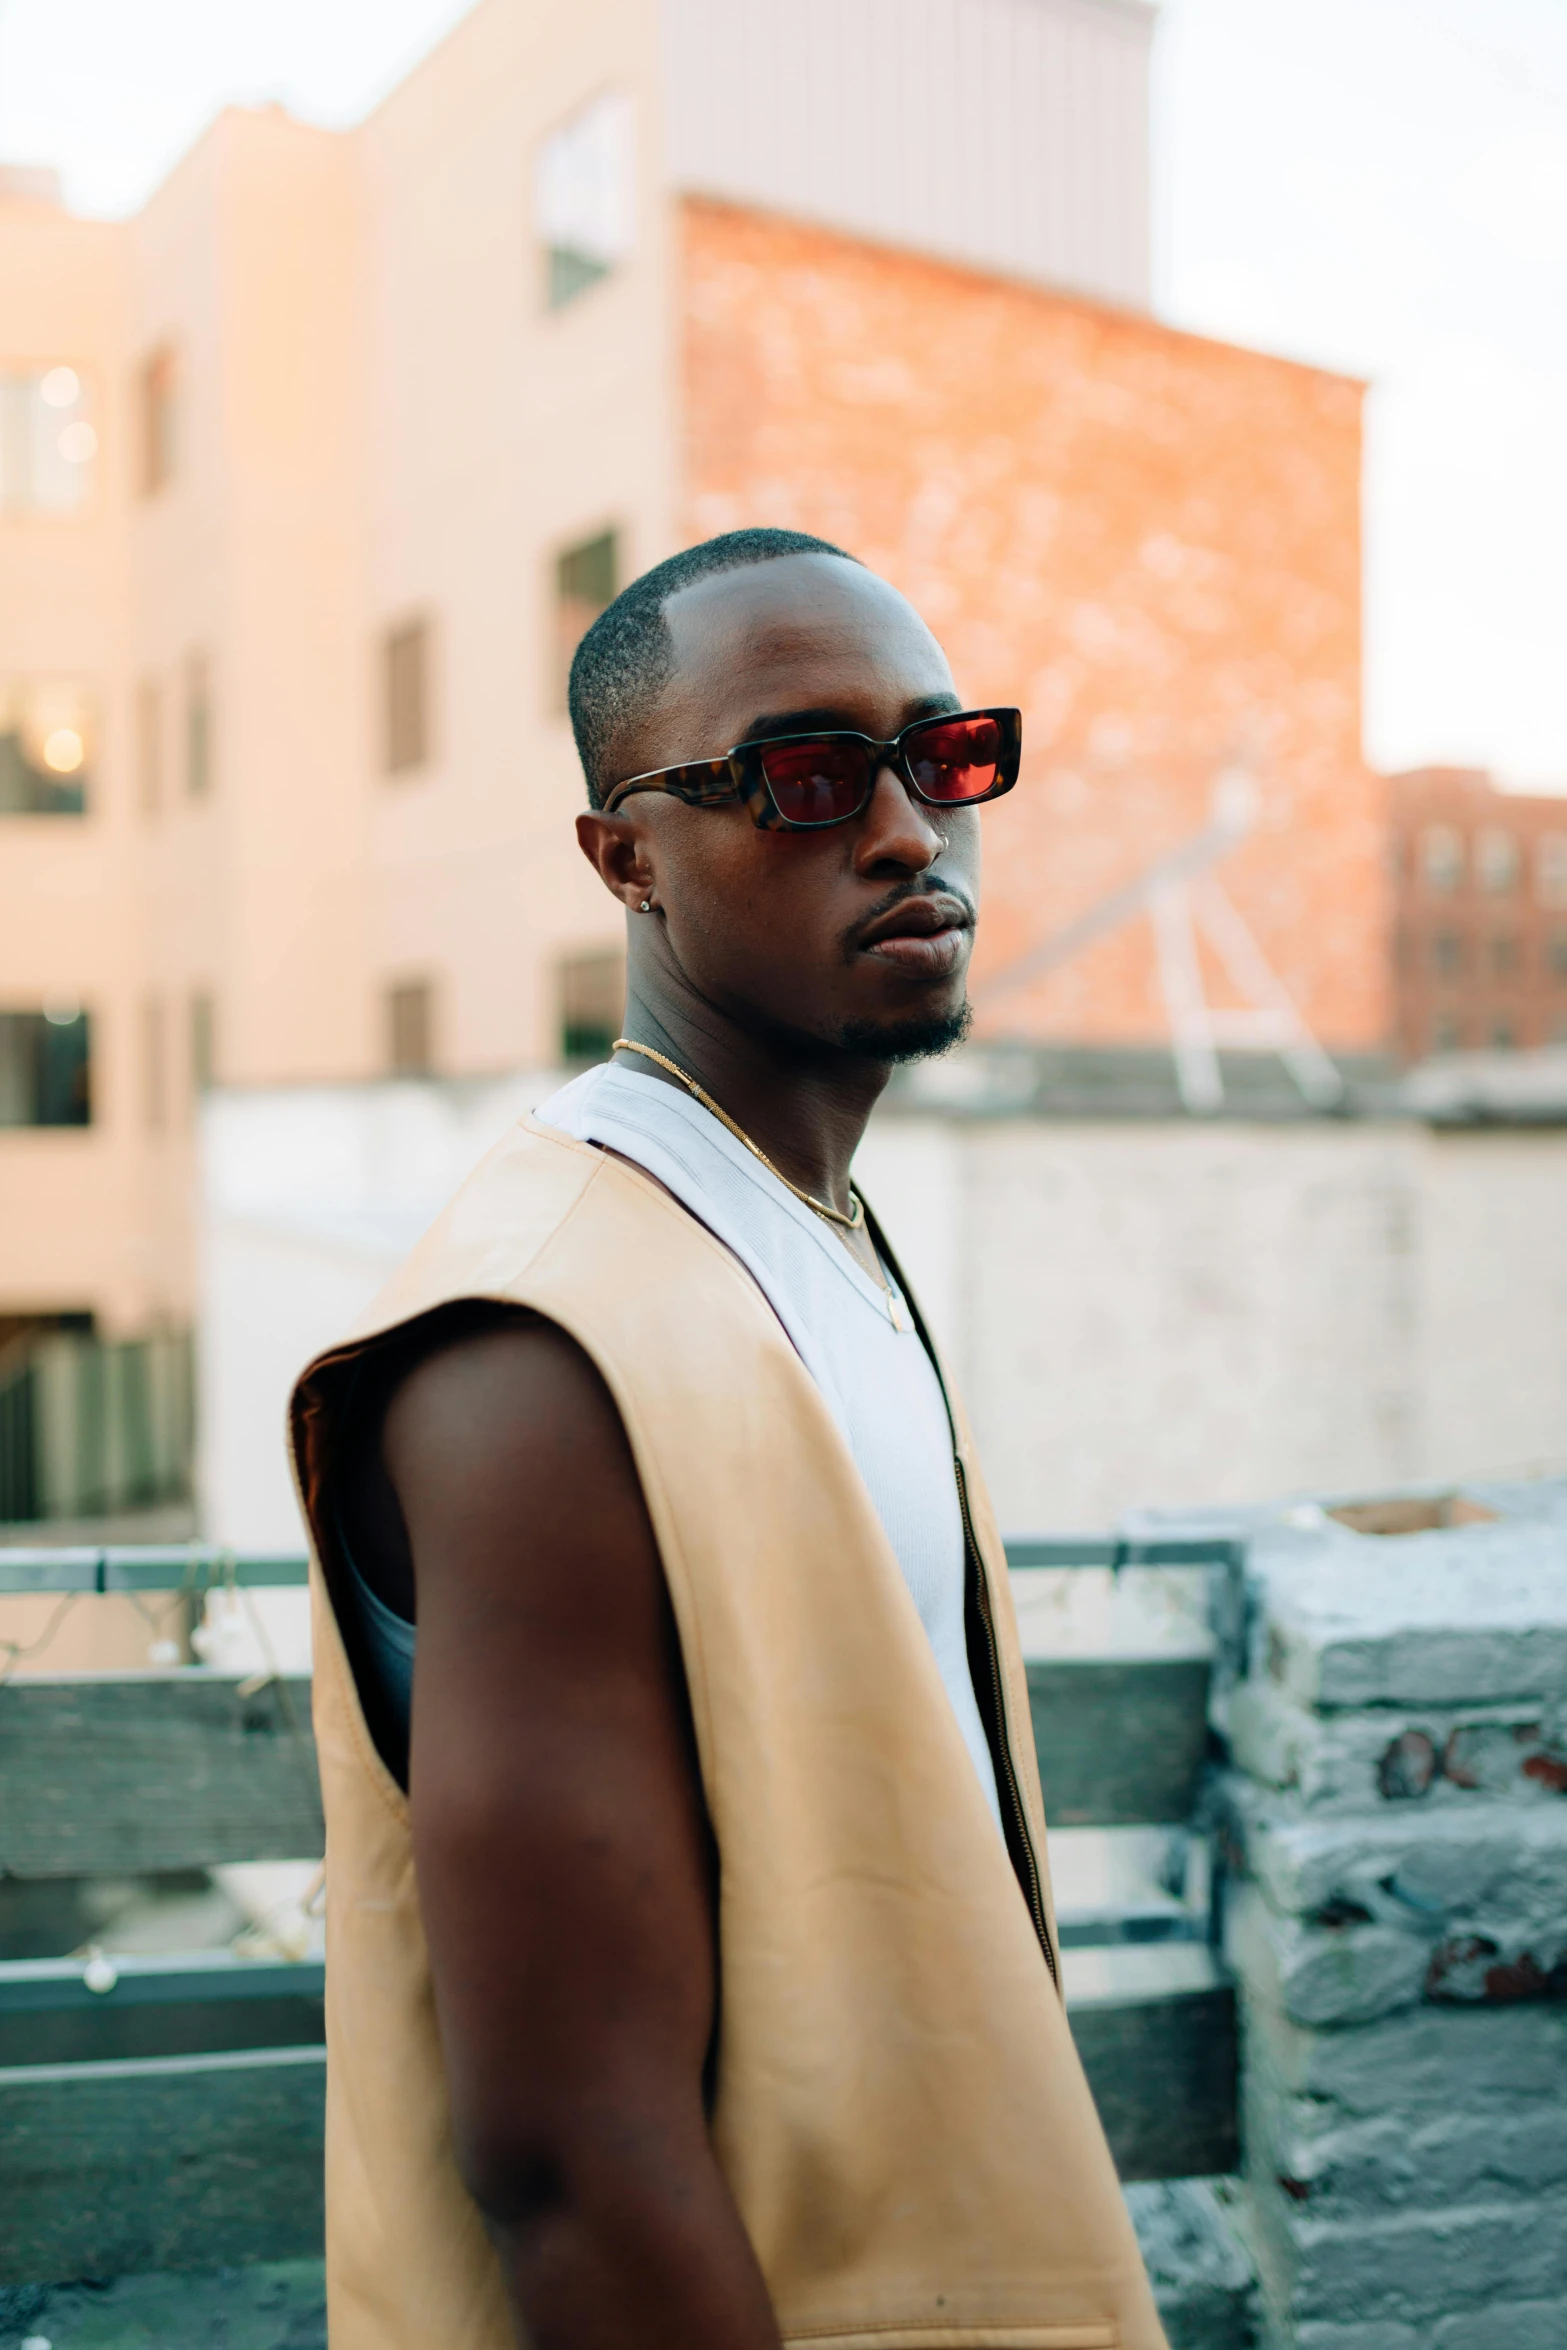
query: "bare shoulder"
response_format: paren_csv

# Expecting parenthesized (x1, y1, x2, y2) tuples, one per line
(385, 1306, 629, 1485)
(383, 1311, 635, 1533)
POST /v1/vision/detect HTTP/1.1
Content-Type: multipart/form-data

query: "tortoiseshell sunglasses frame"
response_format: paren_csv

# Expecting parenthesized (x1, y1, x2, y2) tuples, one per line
(601, 706, 1023, 833)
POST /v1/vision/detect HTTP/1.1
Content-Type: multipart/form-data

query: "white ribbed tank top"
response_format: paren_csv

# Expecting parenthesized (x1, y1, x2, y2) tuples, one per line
(537, 1062, 1003, 1832)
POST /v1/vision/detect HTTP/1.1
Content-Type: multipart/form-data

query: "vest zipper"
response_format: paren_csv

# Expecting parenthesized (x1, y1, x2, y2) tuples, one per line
(955, 1453, 1060, 1991)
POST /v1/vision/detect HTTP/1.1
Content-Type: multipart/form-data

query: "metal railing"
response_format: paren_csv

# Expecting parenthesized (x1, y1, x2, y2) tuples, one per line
(0, 1535, 1242, 1596)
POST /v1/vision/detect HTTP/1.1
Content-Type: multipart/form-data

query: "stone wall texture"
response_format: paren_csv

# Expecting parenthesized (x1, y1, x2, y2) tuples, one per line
(1219, 1487, 1567, 2346)
(680, 197, 1388, 1050)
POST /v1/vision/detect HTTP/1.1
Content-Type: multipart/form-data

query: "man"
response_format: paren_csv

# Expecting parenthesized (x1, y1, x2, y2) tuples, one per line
(291, 530, 1167, 2350)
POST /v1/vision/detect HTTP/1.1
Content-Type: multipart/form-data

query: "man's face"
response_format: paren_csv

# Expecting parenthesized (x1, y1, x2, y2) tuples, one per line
(578, 554, 982, 1062)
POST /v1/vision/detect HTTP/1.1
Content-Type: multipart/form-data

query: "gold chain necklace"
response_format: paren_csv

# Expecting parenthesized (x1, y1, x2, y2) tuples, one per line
(611, 1038, 866, 1232)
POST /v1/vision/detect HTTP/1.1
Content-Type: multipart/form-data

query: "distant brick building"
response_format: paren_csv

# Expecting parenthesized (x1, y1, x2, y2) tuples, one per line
(1391, 768, 1567, 1060)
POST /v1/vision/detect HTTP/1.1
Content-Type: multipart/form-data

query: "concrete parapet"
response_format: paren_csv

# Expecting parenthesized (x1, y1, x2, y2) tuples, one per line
(1217, 1483, 1567, 2345)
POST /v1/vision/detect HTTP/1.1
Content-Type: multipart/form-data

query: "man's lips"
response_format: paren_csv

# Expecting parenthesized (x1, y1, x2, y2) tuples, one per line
(855, 894, 973, 977)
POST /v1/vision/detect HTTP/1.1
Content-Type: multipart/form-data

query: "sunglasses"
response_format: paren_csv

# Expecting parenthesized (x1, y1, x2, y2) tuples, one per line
(602, 706, 1022, 832)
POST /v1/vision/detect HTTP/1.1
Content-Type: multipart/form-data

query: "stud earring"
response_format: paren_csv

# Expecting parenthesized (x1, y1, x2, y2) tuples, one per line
(639, 899, 652, 913)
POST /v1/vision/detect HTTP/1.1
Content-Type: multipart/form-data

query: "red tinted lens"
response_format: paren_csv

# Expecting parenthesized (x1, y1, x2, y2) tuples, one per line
(905, 714, 1003, 802)
(760, 738, 872, 824)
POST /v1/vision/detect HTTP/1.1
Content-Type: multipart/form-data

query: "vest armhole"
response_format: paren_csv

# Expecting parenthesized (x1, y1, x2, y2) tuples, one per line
(296, 1297, 541, 1789)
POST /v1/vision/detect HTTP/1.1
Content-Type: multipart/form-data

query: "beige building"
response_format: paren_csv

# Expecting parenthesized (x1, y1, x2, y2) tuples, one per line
(0, 0, 1158, 1354)
(1, 0, 1386, 1524)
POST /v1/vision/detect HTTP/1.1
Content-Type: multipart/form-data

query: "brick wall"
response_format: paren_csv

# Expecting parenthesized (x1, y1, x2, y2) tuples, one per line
(680, 199, 1387, 1050)
(1391, 767, 1567, 1060)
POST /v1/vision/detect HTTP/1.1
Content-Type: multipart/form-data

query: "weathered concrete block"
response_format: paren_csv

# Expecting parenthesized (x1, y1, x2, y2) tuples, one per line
(1250, 2187, 1567, 2325)
(1227, 1882, 1427, 2025)
(1124, 2177, 1258, 2350)
(1240, 1980, 1567, 2118)
(1230, 1780, 1567, 1915)
(1287, 2325, 1417, 2350)
(1431, 2301, 1567, 2350)
(1285, 2317, 1567, 2350)
(1225, 1780, 1567, 1975)
(0, 2257, 325, 2348)
(1245, 2068, 1567, 2211)
(1228, 1680, 1567, 1813)
(1244, 1519, 1567, 1710)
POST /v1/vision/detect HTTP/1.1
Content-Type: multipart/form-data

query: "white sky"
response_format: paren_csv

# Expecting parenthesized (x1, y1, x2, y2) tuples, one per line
(2, 0, 1564, 787)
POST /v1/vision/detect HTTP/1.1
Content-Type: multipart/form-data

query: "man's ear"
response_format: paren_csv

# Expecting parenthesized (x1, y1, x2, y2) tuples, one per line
(576, 810, 655, 911)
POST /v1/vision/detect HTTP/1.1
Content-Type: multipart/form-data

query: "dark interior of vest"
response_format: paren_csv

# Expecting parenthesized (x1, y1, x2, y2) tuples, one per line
(293, 1296, 531, 1788)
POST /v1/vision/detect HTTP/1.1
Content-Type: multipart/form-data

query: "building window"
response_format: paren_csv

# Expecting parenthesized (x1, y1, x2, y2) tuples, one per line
(1490, 932, 1519, 978)
(1431, 1013, 1460, 1053)
(384, 619, 431, 775)
(0, 680, 91, 814)
(136, 678, 162, 816)
(189, 991, 216, 1093)
(387, 978, 436, 1076)
(1550, 931, 1567, 981)
(1476, 827, 1519, 895)
(1420, 826, 1463, 892)
(1432, 931, 1463, 978)
(558, 946, 624, 1065)
(0, 365, 96, 515)
(555, 529, 618, 707)
(185, 654, 212, 797)
(0, 1007, 91, 1126)
(1538, 833, 1567, 910)
(141, 998, 166, 1132)
(139, 346, 179, 495)
(535, 92, 635, 311)
(1490, 1017, 1516, 1050)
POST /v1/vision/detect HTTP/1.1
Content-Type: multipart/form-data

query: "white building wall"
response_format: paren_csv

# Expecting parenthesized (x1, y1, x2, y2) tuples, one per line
(662, 0, 1154, 308)
(1419, 1130, 1567, 1486)
(198, 1079, 1567, 1556)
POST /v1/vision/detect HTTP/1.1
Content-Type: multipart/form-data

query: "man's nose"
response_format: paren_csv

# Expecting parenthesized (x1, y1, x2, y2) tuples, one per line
(853, 761, 943, 872)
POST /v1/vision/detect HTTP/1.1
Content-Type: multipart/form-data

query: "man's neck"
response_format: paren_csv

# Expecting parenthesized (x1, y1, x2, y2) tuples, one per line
(612, 994, 888, 1220)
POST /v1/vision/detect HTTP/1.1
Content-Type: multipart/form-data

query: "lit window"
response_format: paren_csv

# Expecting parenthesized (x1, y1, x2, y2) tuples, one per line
(1538, 832, 1567, 910)
(0, 680, 92, 815)
(0, 365, 96, 515)
(185, 654, 212, 798)
(384, 619, 431, 775)
(190, 991, 216, 1093)
(140, 346, 179, 495)
(1476, 827, 1519, 894)
(0, 1007, 91, 1126)
(1432, 932, 1462, 978)
(555, 529, 618, 707)
(535, 92, 635, 311)
(136, 678, 162, 816)
(387, 979, 435, 1076)
(1420, 825, 1463, 892)
(558, 946, 624, 1064)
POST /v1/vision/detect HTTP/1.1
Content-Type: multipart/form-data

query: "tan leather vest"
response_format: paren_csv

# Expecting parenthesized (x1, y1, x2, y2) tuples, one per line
(291, 1118, 1167, 2350)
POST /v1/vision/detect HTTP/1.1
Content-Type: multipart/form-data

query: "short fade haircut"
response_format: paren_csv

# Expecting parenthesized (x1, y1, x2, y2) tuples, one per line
(568, 527, 858, 807)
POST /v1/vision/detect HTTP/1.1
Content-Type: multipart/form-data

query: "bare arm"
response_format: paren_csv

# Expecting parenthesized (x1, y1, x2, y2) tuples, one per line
(380, 1319, 780, 2350)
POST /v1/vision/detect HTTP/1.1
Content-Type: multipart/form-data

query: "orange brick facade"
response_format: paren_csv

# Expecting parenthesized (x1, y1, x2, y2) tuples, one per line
(680, 199, 1387, 1050)
(1390, 768, 1567, 1059)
